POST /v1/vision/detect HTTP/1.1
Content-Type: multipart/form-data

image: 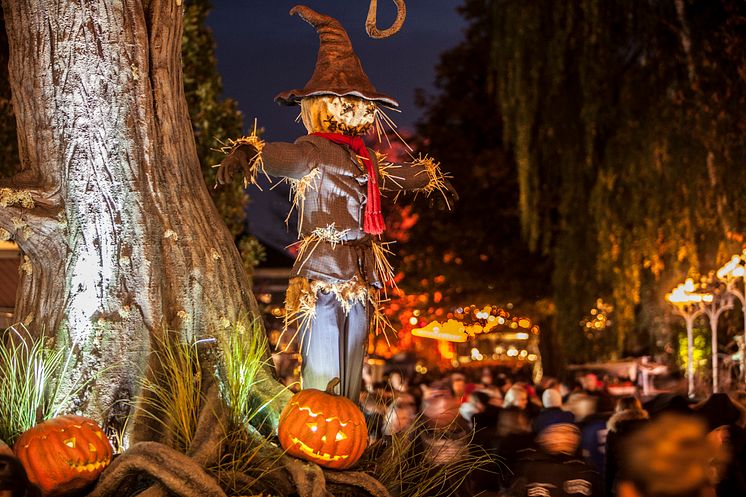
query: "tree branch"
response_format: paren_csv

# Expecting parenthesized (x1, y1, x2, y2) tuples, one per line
(0, 175, 63, 248)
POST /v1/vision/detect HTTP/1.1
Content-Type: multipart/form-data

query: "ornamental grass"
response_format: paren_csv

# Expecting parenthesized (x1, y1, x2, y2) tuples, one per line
(0, 324, 86, 444)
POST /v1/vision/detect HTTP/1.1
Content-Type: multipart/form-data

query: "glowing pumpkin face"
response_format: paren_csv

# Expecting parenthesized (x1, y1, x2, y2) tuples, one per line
(13, 415, 113, 497)
(278, 378, 367, 469)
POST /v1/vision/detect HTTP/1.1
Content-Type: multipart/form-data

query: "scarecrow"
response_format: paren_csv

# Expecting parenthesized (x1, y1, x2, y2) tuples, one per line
(217, 6, 456, 402)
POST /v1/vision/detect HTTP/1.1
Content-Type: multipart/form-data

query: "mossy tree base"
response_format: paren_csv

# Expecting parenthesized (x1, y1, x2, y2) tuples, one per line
(0, 0, 289, 437)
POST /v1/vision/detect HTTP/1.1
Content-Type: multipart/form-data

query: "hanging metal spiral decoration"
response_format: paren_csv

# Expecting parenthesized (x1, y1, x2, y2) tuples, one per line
(366, 0, 407, 38)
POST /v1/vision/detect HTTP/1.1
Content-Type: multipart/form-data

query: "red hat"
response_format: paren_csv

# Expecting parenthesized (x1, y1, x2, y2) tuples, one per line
(275, 5, 399, 109)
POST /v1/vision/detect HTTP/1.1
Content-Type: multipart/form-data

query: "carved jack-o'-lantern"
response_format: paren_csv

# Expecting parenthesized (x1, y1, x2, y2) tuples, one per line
(13, 415, 113, 496)
(278, 378, 367, 469)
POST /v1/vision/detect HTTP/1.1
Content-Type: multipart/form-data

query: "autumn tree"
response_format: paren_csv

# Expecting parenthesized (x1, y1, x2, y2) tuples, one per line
(400, 0, 554, 367)
(0, 0, 285, 441)
(493, 0, 746, 364)
(1, 1, 265, 272)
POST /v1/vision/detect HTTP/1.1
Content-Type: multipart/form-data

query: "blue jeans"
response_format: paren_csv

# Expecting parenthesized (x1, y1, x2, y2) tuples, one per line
(300, 289, 368, 402)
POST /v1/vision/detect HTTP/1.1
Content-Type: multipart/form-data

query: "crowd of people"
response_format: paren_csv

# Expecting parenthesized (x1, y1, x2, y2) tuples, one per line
(3, 366, 746, 497)
(359, 366, 746, 497)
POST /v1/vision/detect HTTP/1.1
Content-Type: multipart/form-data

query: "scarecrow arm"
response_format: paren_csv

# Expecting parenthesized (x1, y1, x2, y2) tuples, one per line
(262, 141, 321, 180)
(217, 138, 320, 185)
(375, 152, 456, 197)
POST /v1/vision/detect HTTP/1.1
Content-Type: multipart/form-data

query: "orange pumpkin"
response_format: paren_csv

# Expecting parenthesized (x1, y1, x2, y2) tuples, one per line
(13, 415, 113, 496)
(278, 378, 367, 469)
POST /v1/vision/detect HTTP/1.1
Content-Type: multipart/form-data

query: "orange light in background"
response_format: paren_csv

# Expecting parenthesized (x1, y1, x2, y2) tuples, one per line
(437, 340, 455, 360)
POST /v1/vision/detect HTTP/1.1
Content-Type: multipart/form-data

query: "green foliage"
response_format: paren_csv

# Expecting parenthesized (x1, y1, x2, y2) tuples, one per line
(239, 236, 267, 278)
(492, 0, 746, 363)
(0, 326, 85, 444)
(138, 329, 203, 452)
(0, 8, 19, 179)
(678, 326, 710, 373)
(135, 320, 285, 495)
(182, 0, 265, 276)
(217, 316, 273, 427)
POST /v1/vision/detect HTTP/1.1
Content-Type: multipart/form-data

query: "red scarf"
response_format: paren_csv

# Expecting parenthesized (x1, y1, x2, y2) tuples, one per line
(311, 132, 385, 235)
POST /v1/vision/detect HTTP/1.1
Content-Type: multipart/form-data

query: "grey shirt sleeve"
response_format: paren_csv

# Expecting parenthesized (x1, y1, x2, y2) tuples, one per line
(261, 137, 321, 180)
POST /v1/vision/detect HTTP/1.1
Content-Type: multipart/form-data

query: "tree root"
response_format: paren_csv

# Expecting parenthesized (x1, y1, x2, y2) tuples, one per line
(279, 454, 333, 497)
(246, 366, 294, 436)
(86, 384, 391, 497)
(187, 383, 229, 467)
(85, 442, 227, 497)
(323, 470, 392, 497)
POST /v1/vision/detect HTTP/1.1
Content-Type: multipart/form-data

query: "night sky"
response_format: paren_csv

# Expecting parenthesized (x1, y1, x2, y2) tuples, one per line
(207, 1, 467, 257)
(207, 1, 465, 142)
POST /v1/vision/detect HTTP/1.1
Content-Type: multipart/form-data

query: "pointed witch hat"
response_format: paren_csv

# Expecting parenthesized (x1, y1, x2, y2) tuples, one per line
(275, 5, 399, 109)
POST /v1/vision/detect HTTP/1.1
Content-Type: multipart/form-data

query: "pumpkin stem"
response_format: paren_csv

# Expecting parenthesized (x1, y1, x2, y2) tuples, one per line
(325, 377, 341, 393)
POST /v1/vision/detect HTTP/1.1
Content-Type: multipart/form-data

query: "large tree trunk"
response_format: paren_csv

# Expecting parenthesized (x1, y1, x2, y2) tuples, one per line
(0, 0, 283, 436)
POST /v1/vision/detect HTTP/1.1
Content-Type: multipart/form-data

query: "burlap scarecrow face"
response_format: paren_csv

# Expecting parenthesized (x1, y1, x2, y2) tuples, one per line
(300, 96, 377, 136)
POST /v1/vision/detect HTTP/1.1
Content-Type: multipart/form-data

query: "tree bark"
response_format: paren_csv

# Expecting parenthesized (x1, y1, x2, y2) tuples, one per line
(1, 0, 285, 438)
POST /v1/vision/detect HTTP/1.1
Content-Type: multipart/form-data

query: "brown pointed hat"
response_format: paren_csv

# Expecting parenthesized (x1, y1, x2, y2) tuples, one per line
(275, 5, 399, 109)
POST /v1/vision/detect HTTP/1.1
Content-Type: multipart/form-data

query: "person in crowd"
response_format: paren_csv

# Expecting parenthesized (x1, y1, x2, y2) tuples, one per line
(504, 385, 529, 411)
(605, 396, 650, 496)
(496, 400, 535, 487)
(468, 390, 501, 439)
(421, 380, 465, 430)
(477, 367, 503, 405)
(581, 373, 616, 413)
(450, 371, 468, 403)
(496, 374, 514, 397)
(617, 414, 717, 497)
(479, 367, 495, 389)
(458, 391, 484, 427)
(694, 393, 746, 497)
(388, 370, 408, 394)
(461, 390, 502, 494)
(508, 423, 602, 497)
(382, 394, 418, 436)
(569, 392, 610, 473)
(565, 391, 598, 421)
(360, 389, 386, 441)
(533, 388, 576, 434)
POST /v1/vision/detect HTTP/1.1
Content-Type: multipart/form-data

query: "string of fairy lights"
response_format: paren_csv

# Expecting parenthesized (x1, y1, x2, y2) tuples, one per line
(580, 298, 613, 339)
(411, 304, 539, 343)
